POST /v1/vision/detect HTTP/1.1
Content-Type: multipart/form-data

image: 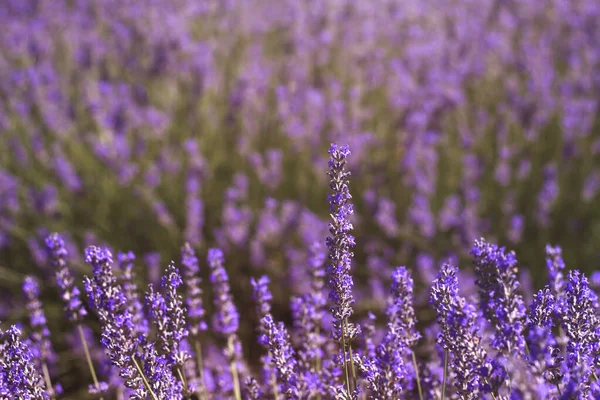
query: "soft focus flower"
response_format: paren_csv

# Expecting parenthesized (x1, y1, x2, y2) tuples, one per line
(471, 238, 526, 355)
(46, 233, 87, 323)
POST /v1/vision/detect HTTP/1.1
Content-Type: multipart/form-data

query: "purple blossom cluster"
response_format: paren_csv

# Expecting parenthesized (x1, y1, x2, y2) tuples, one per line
(2, 143, 600, 400)
(0, 0, 599, 338)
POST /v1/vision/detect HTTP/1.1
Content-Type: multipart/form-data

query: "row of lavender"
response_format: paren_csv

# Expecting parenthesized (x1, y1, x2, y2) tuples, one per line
(1, 144, 598, 399)
(1, 0, 599, 301)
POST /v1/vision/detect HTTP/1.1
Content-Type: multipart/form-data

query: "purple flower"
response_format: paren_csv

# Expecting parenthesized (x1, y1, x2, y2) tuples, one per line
(526, 288, 562, 390)
(325, 143, 358, 344)
(559, 270, 598, 394)
(147, 263, 190, 368)
(208, 248, 241, 362)
(471, 238, 526, 355)
(387, 266, 420, 349)
(259, 315, 299, 399)
(243, 376, 263, 400)
(292, 242, 327, 366)
(83, 246, 138, 394)
(137, 338, 183, 399)
(208, 248, 239, 337)
(364, 267, 418, 398)
(45, 233, 86, 323)
(430, 263, 490, 399)
(117, 251, 148, 336)
(181, 243, 207, 338)
(251, 275, 273, 323)
(0, 325, 49, 399)
(545, 245, 565, 298)
(22, 276, 55, 369)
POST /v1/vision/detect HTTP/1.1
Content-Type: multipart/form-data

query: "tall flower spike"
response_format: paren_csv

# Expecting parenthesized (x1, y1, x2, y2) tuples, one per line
(526, 288, 562, 392)
(208, 248, 242, 400)
(0, 325, 50, 399)
(364, 267, 417, 398)
(181, 243, 207, 337)
(545, 245, 565, 299)
(259, 314, 299, 399)
(244, 376, 263, 400)
(559, 270, 598, 395)
(325, 143, 359, 396)
(83, 246, 140, 397)
(289, 242, 328, 397)
(22, 276, 55, 392)
(387, 266, 420, 349)
(252, 276, 280, 396)
(471, 238, 526, 355)
(117, 251, 148, 336)
(430, 263, 490, 400)
(45, 233, 86, 323)
(251, 276, 273, 328)
(180, 243, 208, 397)
(146, 264, 190, 393)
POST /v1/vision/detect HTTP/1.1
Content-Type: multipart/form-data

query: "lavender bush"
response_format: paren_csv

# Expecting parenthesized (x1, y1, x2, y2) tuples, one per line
(0, 0, 599, 398)
(1, 143, 600, 399)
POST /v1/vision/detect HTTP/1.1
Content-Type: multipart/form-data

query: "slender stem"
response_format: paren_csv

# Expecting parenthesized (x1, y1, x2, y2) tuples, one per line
(230, 360, 242, 400)
(177, 367, 188, 392)
(556, 384, 562, 396)
(347, 343, 357, 391)
(412, 351, 424, 400)
(194, 340, 208, 400)
(345, 318, 358, 392)
(441, 350, 448, 400)
(41, 362, 53, 397)
(77, 324, 103, 400)
(315, 326, 322, 400)
(340, 321, 352, 397)
(132, 356, 160, 400)
(270, 368, 280, 399)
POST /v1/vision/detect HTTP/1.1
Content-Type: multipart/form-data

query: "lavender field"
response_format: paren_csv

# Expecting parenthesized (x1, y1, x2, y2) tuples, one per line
(0, 0, 599, 399)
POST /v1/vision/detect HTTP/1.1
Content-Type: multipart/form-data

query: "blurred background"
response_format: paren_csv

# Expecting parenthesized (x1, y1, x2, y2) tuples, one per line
(0, 0, 599, 396)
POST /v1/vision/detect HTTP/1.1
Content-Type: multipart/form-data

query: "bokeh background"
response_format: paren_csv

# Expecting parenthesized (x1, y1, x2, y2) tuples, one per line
(0, 0, 599, 397)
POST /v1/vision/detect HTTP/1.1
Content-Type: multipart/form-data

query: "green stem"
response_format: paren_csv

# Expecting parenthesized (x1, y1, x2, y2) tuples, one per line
(177, 367, 188, 392)
(412, 351, 424, 400)
(441, 350, 448, 400)
(41, 362, 53, 398)
(230, 360, 242, 400)
(341, 322, 352, 397)
(270, 369, 280, 399)
(77, 324, 104, 400)
(345, 318, 358, 392)
(194, 340, 208, 400)
(315, 327, 322, 400)
(132, 356, 160, 400)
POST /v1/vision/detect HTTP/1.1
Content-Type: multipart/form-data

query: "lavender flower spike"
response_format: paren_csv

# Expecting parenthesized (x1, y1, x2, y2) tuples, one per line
(0, 325, 50, 399)
(45, 233, 86, 323)
(181, 243, 207, 338)
(23, 276, 55, 393)
(325, 143, 359, 396)
(559, 270, 598, 395)
(388, 266, 420, 349)
(180, 242, 208, 397)
(471, 238, 526, 355)
(259, 314, 299, 399)
(160, 263, 190, 369)
(83, 246, 139, 398)
(545, 245, 566, 298)
(208, 248, 242, 400)
(117, 251, 148, 336)
(364, 267, 418, 398)
(430, 263, 490, 400)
